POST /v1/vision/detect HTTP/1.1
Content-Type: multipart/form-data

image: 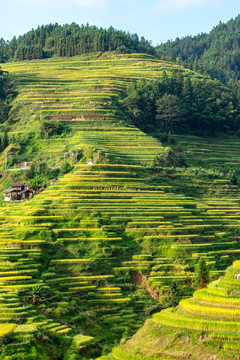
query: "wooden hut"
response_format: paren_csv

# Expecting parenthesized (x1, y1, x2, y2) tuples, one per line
(2, 182, 33, 201)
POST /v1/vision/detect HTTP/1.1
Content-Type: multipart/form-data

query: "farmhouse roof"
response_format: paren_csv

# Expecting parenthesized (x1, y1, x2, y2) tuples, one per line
(3, 189, 16, 193)
(20, 189, 31, 194)
(12, 183, 25, 187)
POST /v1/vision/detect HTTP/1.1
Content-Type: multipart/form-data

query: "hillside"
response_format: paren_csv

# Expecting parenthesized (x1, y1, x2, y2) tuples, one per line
(0, 53, 240, 359)
(102, 260, 240, 360)
(1, 52, 200, 171)
(156, 15, 240, 84)
(0, 24, 153, 62)
(2, 15, 240, 85)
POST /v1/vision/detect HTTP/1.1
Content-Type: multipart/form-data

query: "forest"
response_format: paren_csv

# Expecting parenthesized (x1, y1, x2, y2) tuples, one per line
(123, 70, 240, 136)
(0, 23, 153, 62)
(156, 15, 240, 84)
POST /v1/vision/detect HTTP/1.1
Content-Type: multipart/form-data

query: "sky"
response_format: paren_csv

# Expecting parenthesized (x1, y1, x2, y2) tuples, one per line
(1, 0, 240, 45)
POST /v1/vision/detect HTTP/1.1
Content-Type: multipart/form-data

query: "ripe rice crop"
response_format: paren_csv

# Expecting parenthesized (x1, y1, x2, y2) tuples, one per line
(0, 324, 16, 336)
(50, 259, 91, 264)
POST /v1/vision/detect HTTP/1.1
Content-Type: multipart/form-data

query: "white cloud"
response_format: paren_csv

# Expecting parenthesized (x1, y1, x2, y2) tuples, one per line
(153, 0, 221, 14)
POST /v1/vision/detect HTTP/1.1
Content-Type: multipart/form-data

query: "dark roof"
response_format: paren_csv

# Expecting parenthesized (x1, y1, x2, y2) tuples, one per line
(3, 189, 17, 193)
(12, 183, 25, 187)
(20, 189, 31, 194)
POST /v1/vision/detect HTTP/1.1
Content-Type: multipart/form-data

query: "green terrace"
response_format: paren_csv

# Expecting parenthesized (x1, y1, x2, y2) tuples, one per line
(0, 164, 240, 303)
(0, 53, 240, 358)
(102, 261, 240, 360)
(1, 54, 200, 168)
(172, 134, 240, 171)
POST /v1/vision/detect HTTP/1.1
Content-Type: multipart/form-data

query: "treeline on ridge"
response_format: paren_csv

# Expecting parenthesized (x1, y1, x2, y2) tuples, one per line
(123, 70, 240, 136)
(0, 23, 153, 62)
(156, 15, 240, 84)
(1, 15, 240, 85)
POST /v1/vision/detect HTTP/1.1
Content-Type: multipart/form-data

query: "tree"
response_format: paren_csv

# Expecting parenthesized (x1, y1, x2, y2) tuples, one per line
(153, 147, 187, 167)
(155, 93, 187, 132)
(169, 281, 183, 307)
(27, 285, 45, 306)
(4, 23, 154, 62)
(30, 176, 43, 195)
(40, 120, 62, 138)
(195, 258, 210, 290)
(3, 131, 9, 149)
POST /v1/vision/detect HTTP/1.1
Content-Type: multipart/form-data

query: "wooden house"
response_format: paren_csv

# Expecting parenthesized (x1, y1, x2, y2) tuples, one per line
(3, 189, 18, 202)
(20, 189, 32, 200)
(3, 182, 32, 201)
(12, 183, 25, 192)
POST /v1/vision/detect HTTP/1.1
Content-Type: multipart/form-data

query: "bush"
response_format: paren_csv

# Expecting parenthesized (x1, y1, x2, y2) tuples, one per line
(153, 147, 188, 168)
(60, 162, 73, 176)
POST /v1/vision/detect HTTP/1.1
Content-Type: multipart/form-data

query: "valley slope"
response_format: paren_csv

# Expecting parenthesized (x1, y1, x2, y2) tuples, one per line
(0, 53, 240, 359)
(102, 260, 240, 360)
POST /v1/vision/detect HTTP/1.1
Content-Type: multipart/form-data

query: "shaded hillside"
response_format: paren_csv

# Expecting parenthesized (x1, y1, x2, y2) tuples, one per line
(156, 15, 240, 84)
(102, 260, 240, 360)
(123, 73, 240, 136)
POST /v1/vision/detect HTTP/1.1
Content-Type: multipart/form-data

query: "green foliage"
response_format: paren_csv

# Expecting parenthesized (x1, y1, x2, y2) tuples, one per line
(30, 176, 43, 195)
(60, 162, 73, 176)
(169, 281, 183, 307)
(27, 285, 46, 305)
(26, 160, 60, 185)
(123, 73, 240, 136)
(156, 15, 240, 84)
(153, 147, 187, 167)
(0, 71, 16, 127)
(156, 93, 187, 131)
(1, 50, 240, 360)
(40, 121, 67, 138)
(195, 258, 210, 290)
(0, 23, 153, 62)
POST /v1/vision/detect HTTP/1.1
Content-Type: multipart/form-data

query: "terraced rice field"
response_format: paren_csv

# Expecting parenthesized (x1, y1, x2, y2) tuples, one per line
(0, 162, 240, 354)
(0, 53, 240, 357)
(102, 261, 240, 359)
(2, 53, 200, 168)
(172, 135, 240, 171)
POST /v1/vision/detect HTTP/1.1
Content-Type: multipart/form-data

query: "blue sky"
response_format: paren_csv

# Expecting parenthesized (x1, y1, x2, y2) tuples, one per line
(1, 0, 240, 45)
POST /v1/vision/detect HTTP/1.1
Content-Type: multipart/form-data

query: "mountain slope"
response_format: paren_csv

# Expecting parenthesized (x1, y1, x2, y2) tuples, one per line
(1, 53, 198, 170)
(156, 15, 240, 84)
(102, 260, 240, 360)
(0, 54, 240, 359)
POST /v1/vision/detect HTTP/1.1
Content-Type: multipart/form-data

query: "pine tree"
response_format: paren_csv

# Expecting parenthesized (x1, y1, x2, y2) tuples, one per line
(195, 258, 210, 290)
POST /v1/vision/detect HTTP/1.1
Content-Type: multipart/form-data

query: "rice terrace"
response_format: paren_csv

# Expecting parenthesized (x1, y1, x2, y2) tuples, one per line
(0, 15, 240, 360)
